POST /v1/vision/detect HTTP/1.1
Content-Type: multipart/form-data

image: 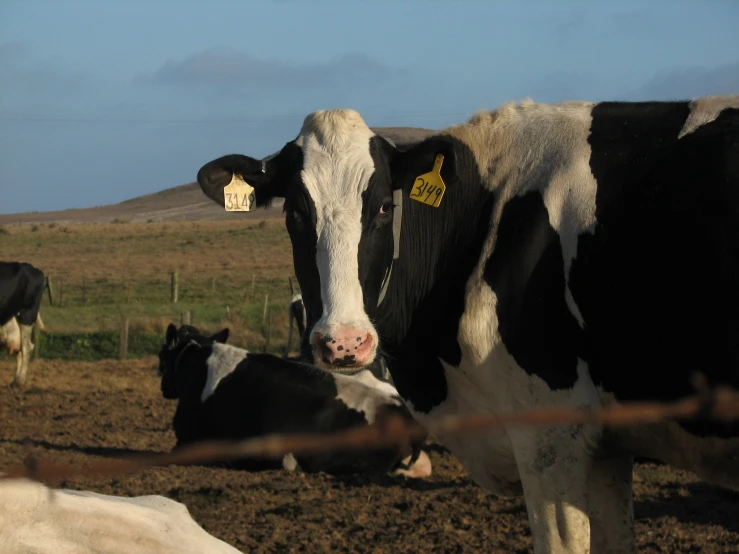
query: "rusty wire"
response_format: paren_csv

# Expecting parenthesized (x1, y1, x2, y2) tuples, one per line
(2, 384, 739, 488)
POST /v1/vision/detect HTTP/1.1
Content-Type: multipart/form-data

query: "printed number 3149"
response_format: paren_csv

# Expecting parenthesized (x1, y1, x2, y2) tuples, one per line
(410, 178, 442, 205)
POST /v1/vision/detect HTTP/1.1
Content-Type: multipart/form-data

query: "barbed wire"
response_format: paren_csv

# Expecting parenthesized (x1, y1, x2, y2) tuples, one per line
(2, 378, 738, 489)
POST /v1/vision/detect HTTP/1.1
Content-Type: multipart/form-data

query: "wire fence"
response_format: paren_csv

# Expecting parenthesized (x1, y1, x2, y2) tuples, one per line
(2, 376, 738, 489)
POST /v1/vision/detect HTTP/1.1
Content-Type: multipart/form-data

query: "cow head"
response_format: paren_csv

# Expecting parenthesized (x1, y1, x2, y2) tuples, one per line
(197, 109, 453, 371)
(157, 323, 230, 399)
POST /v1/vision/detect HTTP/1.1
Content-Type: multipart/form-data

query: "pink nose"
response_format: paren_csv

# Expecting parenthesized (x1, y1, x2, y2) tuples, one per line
(311, 330, 374, 367)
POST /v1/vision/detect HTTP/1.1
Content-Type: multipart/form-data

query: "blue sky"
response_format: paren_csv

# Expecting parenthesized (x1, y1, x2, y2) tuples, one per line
(1, 0, 737, 214)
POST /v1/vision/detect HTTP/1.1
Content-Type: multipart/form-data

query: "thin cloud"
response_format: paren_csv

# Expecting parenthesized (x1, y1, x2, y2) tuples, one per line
(140, 48, 393, 90)
(634, 61, 739, 100)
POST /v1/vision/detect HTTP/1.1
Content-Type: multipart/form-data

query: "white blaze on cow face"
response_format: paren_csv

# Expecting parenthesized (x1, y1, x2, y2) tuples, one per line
(296, 109, 380, 369)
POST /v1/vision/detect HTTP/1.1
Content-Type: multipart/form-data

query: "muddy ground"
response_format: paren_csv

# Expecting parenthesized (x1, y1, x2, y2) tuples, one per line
(1, 359, 738, 553)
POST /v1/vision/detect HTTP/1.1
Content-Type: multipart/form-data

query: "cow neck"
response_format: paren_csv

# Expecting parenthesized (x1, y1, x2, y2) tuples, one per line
(373, 174, 496, 355)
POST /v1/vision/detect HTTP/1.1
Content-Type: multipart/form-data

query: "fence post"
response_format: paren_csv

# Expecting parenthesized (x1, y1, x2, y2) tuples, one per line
(262, 294, 269, 335)
(171, 271, 179, 304)
(45, 276, 54, 307)
(119, 317, 129, 360)
(126, 281, 133, 304)
(250, 275, 256, 301)
(181, 311, 191, 325)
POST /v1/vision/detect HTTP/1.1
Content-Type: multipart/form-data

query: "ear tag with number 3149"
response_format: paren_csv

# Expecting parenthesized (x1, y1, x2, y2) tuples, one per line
(408, 154, 446, 208)
(223, 175, 256, 212)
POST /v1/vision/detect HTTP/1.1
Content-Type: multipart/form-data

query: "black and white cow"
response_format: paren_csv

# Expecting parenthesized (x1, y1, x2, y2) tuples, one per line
(0, 261, 46, 387)
(196, 96, 739, 553)
(157, 323, 431, 478)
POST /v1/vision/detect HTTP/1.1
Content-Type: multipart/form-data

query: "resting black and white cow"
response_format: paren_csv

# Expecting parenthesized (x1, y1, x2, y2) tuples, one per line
(157, 323, 431, 478)
(0, 261, 46, 387)
(0, 476, 242, 554)
(196, 96, 739, 553)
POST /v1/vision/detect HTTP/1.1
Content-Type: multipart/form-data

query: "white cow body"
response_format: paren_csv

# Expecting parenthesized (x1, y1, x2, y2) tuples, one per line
(0, 478, 242, 554)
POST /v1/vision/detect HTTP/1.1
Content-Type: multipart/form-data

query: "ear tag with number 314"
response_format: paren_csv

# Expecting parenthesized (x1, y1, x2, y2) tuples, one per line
(223, 175, 256, 212)
(408, 154, 446, 208)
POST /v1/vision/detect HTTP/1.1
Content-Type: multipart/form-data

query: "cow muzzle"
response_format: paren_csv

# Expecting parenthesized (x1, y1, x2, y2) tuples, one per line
(310, 328, 375, 369)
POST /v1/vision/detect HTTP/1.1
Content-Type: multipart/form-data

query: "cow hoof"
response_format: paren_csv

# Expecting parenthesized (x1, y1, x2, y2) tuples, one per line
(392, 450, 432, 479)
(282, 453, 302, 472)
(9, 379, 26, 389)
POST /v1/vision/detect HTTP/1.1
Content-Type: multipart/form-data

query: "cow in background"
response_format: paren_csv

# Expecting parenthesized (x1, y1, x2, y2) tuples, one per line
(0, 261, 46, 387)
(157, 323, 431, 478)
(0, 476, 242, 554)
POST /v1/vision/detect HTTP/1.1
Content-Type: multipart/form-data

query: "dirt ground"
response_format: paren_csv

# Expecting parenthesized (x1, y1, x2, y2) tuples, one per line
(1, 359, 738, 553)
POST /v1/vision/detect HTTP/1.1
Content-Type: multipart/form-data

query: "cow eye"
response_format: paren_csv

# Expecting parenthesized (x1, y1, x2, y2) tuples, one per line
(379, 200, 393, 215)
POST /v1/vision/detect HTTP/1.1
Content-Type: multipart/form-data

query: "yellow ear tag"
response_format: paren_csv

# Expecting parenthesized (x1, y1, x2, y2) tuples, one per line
(223, 175, 256, 212)
(408, 154, 446, 208)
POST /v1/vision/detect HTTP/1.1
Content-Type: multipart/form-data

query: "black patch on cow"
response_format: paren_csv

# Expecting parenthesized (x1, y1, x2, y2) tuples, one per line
(284, 186, 321, 357)
(358, 136, 397, 310)
(570, 102, 739, 438)
(374, 136, 496, 413)
(484, 191, 583, 390)
(0, 261, 45, 327)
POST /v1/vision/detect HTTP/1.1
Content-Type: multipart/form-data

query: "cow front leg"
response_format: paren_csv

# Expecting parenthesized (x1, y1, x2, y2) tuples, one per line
(588, 455, 635, 554)
(509, 426, 596, 554)
(11, 324, 33, 387)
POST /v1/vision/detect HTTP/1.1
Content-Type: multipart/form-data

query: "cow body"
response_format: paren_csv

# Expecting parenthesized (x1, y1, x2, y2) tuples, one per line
(0, 261, 46, 386)
(157, 324, 430, 478)
(0, 477, 242, 554)
(196, 96, 739, 553)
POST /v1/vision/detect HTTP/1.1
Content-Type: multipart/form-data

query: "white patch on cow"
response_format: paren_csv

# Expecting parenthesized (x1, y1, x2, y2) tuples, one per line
(447, 100, 598, 329)
(291, 293, 306, 329)
(391, 450, 433, 479)
(297, 110, 380, 355)
(348, 368, 400, 398)
(0, 317, 21, 353)
(332, 369, 403, 424)
(0, 477, 242, 554)
(678, 95, 739, 139)
(201, 343, 248, 402)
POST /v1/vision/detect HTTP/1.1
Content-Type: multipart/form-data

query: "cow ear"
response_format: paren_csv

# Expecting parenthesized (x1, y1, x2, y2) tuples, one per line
(390, 135, 457, 193)
(210, 328, 230, 344)
(166, 323, 178, 347)
(197, 142, 299, 209)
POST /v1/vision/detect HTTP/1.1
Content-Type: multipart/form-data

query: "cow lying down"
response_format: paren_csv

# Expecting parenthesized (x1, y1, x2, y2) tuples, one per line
(157, 323, 432, 478)
(0, 476, 242, 554)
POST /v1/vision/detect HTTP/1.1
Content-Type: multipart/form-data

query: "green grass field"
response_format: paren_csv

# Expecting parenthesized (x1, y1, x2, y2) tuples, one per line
(0, 219, 299, 357)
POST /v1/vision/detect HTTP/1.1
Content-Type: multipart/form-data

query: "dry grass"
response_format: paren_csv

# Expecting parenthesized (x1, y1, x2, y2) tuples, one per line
(1, 219, 292, 283)
(0, 219, 300, 354)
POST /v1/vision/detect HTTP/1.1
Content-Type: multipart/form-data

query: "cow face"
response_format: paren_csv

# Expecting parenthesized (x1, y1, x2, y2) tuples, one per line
(197, 109, 453, 371)
(157, 323, 230, 399)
